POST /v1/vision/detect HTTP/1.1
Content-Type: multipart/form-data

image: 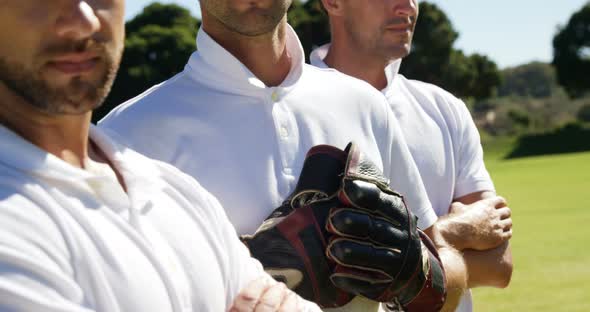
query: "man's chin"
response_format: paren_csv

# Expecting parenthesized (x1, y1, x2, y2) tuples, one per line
(35, 87, 106, 116)
(384, 46, 411, 61)
(44, 75, 112, 115)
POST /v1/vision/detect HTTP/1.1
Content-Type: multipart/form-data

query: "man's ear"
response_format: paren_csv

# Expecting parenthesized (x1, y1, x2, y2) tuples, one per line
(320, 0, 345, 17)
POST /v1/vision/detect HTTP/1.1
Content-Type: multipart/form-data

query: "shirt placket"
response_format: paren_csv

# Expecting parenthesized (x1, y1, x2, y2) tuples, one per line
(269, 87, 298, 197)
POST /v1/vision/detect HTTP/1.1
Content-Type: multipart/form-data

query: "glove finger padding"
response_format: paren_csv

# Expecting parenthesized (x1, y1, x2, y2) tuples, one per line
(243, 142, 446, 310)
(242, 145, 355, 308)
(339, 179, 407, 225)
(330, 143, 446, 308)
(327, 208, 408, 247)
(327, 238, 404, 273)
(245, 202, 347, 306)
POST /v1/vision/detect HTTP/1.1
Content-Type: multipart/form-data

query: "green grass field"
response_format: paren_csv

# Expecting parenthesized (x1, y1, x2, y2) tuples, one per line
(472, 139, 590, 311)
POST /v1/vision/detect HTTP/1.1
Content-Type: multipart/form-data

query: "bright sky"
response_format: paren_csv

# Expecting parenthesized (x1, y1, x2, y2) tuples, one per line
(125, 0, 590, 68)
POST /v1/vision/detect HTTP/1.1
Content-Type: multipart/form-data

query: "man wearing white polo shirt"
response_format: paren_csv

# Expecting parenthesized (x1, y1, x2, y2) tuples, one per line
(100, 0, 461, 311)
(310, 0, 514, 311)
(0, 0, 319, 311)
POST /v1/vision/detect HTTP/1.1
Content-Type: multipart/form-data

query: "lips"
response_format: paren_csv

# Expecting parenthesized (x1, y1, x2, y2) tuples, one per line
(47, 52, 101, 75)
(385, 24, 413, 32)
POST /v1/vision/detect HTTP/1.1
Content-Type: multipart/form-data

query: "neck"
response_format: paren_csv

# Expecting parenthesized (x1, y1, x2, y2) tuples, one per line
(324, 30, 390, 90)
(202, 15, 292, 87)
(0, 85, 92, 168)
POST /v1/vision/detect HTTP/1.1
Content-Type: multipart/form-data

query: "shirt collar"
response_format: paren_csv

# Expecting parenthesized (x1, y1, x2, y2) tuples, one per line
(90, 126, 165, 211)
(185, 24, 305, 96)
(0, 124, 95, 182)
(0, 124, 162, 194)
(310, 42, 402, 93)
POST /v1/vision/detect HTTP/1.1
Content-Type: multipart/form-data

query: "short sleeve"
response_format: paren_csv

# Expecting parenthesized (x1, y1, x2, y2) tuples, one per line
(452, 99, 495, 199)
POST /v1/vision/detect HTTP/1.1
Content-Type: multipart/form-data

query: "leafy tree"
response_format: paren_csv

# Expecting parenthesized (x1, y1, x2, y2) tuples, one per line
(508, 108, 531, 128)
(469, 53, 501, 99)
(401, 2, 458, 85)
(125, 2, 200, 35)
(441, 50, 477, 98)
(288, 0, 330, 61)
(578, 103, 590, 122)
(94, 3, 200, 122)
(553, 3, 590, 98)
(498, 62, 560, 98)
(400, 2, 500, 100)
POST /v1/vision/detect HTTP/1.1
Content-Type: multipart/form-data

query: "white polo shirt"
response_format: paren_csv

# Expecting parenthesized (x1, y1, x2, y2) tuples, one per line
(311, 44, 495, 312)
(0, 125, 320, 312)
(99, 25, 437, 233)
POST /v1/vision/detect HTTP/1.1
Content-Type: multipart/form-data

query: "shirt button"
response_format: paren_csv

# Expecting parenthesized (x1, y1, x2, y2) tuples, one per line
(279, 126, 289, 139)
(271, 91, 280, 102)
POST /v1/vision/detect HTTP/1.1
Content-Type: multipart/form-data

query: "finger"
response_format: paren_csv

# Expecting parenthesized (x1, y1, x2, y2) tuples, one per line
(497, 207, 511, 219)
(503, 229, 513, 240)
(229, 277, 272, 312)
(254, 282, 286, 312)
(327, 238, 402, 275)
(277, 289, 298, 312)
(501, 218, 513, 232)
(330, 266, 389, 300)
(327, 208, 408, 248)
(339, 179, 407, 224)
(489, 196, 507, 207)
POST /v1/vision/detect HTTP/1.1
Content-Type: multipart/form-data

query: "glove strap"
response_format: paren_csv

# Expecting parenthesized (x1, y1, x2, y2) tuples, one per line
(402, 231, 447, 311)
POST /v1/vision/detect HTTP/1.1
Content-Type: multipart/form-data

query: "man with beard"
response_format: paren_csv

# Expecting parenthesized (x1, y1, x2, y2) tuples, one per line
(100, 0, 458, 311)
(309, 0, 513, 311)
(0, 1, 319, 311)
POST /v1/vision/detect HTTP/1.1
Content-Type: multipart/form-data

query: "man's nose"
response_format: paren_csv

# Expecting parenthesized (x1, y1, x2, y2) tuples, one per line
(393, 0, 418, 17)
(55, 1, 101, 40)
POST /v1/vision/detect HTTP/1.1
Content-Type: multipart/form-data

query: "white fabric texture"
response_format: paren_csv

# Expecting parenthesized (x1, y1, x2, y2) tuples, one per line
(99, 25, 437, 312)
(311, 44, 496, 312)
(0, 125, 317, 312)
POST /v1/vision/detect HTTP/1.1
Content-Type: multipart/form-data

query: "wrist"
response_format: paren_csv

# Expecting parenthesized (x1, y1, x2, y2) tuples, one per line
(433, 216, 474, 251)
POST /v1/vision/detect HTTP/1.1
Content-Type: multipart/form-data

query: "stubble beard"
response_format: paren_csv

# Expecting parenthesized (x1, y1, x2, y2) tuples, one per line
(0, 48, 120, 116)
(204, 0, 291, 37)
(344, 17, 415, 63)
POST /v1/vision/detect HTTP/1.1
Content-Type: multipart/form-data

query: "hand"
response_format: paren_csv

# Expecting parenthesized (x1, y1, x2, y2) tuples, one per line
(243, 143, 446, 309)
(445, 196, 512, 251)
(229, 276, 300, 312)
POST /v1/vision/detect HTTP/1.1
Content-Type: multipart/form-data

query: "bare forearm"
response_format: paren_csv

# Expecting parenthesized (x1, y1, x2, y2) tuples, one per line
(439, 192, 514, 289)
(463, 242, 513, 288)
(425, 227, 468, 312)
(435, 215, 513, 289)
(437, 247, 468, 312)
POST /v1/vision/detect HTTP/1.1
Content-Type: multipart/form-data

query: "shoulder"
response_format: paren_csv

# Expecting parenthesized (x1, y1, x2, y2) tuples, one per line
(395, 75, 473, 129)
(397, 75, 465, 109)
(0, 170, 71, 267)
(100, 71, 197, 129)
(302, 64, 390, 113)
(303, 64, 385, 96)
(141, 155, 224, 217)
(98, 71, 203, 154)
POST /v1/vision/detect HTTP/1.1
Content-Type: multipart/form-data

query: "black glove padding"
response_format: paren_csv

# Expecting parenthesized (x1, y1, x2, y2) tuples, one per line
(326, 146, 424, 304)
(241, 144, 353, 308)
(242, 143, 445, 309)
